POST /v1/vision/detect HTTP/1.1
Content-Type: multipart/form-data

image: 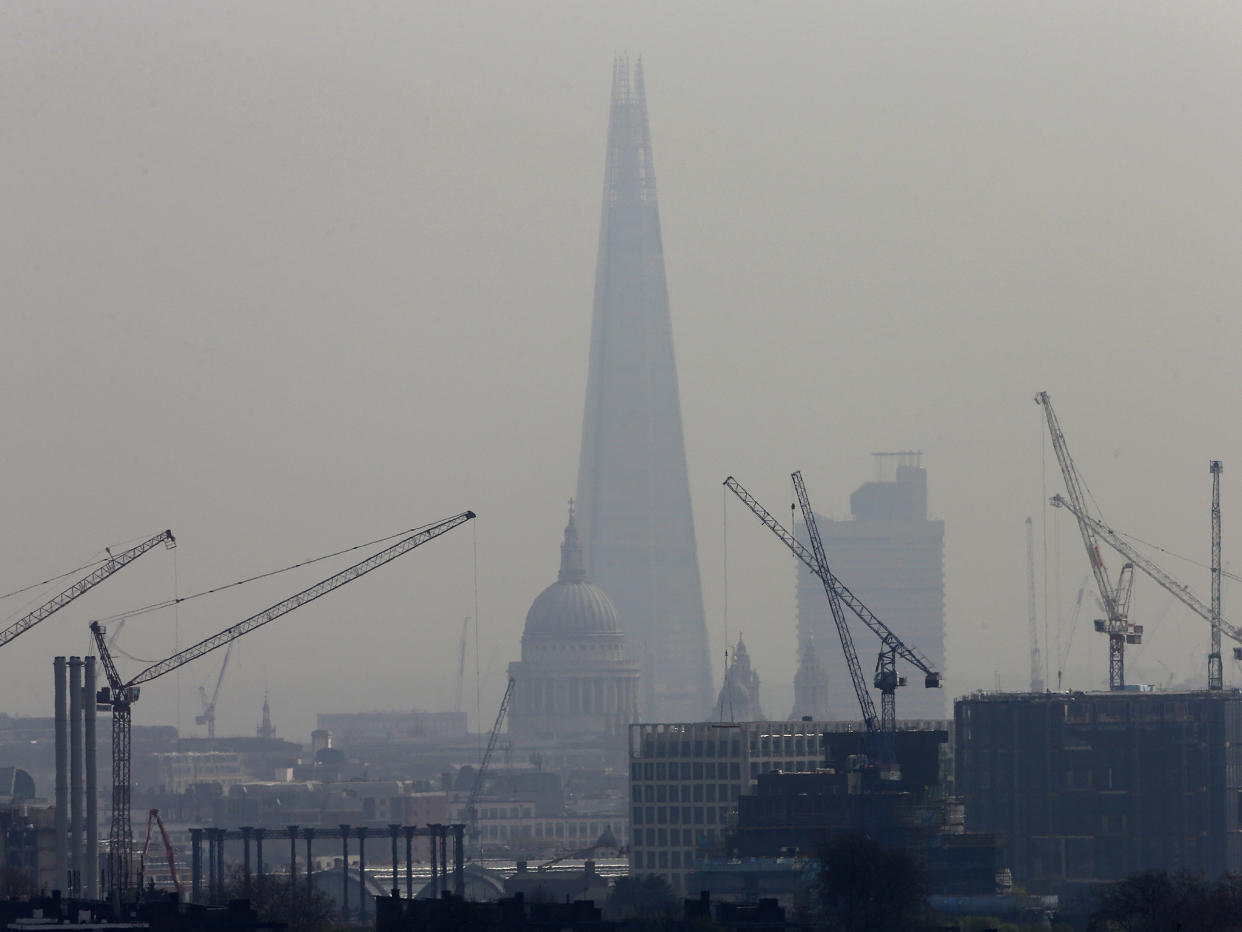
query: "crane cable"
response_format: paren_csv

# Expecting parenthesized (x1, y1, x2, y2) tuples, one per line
(95, 521, 445, 628)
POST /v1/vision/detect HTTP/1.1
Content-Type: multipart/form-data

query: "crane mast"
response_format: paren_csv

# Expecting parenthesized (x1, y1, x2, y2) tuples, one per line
(723, 477, 941, 680)
(92, 510, 474, 895)
(790, 472, 883, 758)
(1036, 392, 1138, 690)
(0, 530, 175, 650)
(1052, 483, 1241, 686)
(1211, 461, 1223, 690)
(724, 475, 941, 778)
(1026, 518, 1044, 692)
(195, 646, 231, 739)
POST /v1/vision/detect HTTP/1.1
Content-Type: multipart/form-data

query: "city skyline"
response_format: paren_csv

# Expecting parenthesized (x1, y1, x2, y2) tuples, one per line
(2, 4, 1240, 739)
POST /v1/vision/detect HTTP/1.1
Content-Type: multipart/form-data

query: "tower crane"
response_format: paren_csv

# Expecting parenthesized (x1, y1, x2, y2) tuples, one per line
(1036, 392, 1139, 690)
(91, 510, 475, 895)
(194, 646, 231, 739)
(1050, 472, 1237, 688)
(790, 472, 885, 769)
(0, 530, 175, 650)
(466, 676, 514, 852)
(724, 474, 941, 778)
(1026, 518, 1044, 692)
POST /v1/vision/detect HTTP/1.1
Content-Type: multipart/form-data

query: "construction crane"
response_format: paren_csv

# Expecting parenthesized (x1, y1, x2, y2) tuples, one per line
(454, 617, 469, 715)
(0, 530, 175, 650)
(92, 510, 475, 895)
(194, 646, 231, 739)
(1212, 461, 1223, 689)
(136, 808, 179, 895)
(789, 472, 885, 770)
(466, 677, 514, 852)
(724, 475, 941, 778)
(1026, 518, 1044, 692)
(1036, 392, 1139, 690)
(1051, 477, 1240, 688)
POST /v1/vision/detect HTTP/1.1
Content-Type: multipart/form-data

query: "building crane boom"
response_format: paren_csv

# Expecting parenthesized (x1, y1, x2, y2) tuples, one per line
(789, 472, 883, 759)
(195, 646, 232, 739)
(1036, 392, 1138, 690)
(724, 475, 942, 778)
(723, 477, 941, 679)
(466, 676, 515, 851)
(0, 530, 175, 650)
(1051, 487, 1239, 684)
(91, 510, 475, 895)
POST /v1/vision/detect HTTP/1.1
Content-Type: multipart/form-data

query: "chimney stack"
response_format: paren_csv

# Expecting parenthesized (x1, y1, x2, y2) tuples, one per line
(53, 656, 68, 893)
(69, 657, 83, 896)
(85, 657, 98, 900)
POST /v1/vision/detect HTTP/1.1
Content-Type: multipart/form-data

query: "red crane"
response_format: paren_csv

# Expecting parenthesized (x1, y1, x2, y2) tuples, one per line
(136, 808, 180, 895)
(92, 510, 475, 895)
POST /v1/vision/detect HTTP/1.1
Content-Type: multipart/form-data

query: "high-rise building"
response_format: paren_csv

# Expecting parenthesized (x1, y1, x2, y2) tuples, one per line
(574, 59, 714, 722)
(796, 453, 945, 720)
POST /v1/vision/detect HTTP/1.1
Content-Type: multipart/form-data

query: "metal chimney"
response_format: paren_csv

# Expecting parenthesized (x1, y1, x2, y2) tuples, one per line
(85, 656, 98, 900)
(69, 656, 83, 896)
(53, 656, 68, 893)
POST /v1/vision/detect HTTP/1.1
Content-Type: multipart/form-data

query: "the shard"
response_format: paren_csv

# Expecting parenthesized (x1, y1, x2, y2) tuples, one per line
(574, 59, 714, 722)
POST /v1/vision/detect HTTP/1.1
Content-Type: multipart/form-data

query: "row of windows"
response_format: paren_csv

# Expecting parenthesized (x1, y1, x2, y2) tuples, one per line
(478, 821, 610, 841)
(480, 806, 534, 819)
(633, 850, 685, 869)
(633, 761, 744, 781)
(633, 805, 731, 827)
(635, 739, 743, 760)
(631, 826, 716, 848)
(632, 783, 740, 804)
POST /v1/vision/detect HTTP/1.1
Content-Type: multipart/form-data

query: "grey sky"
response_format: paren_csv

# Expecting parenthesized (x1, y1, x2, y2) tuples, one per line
(3, 2, 1240, 738)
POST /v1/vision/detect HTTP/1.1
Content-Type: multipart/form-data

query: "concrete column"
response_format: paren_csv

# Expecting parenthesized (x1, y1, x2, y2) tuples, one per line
(206, 830, 216, 901)
(303, 828, 314, 892)
(403, 827, 415, 899)
(442, 830, 452, 899)
(452, 824, 464, 897)
(429, 824, 438, 897)
(357, 826, 368, 919)
(254, 829, 265, 898)
(214, 828, 225, 901)
(388, 824, 401, 898)
(190, 829, 203, 904)
(54, 657, 68, 894)
(84, 657, 98, 900)
(286, 826, 298, 890)
(338, 825, 350, 921)
(68, 657, 83, 896)
(240, 827, 252, 897)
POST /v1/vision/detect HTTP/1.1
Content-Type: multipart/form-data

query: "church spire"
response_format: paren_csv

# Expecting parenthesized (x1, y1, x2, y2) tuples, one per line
(558, 498, 587, 584)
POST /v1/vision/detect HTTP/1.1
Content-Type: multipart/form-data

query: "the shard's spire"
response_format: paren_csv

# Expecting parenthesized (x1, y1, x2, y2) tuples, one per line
(575, 59, 714, 722)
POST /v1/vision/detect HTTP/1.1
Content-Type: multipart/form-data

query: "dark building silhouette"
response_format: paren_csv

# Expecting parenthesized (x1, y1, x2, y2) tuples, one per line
(955, 690, 1242, 895)
(574, 59, 714, 723)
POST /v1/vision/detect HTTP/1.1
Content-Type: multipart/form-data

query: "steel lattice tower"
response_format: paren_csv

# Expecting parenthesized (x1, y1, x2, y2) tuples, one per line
(575, 58, 714, 721)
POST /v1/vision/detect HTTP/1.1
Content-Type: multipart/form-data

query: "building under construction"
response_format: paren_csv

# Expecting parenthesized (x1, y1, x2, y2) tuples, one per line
(955, 690, 1242, 894)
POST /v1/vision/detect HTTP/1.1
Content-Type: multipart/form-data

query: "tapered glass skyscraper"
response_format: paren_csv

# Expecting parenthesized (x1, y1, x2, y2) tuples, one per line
(574, 59, 714, 722)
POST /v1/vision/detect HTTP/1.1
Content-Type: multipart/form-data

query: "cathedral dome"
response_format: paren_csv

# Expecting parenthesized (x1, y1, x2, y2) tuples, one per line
(522, 505, 619, 639)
